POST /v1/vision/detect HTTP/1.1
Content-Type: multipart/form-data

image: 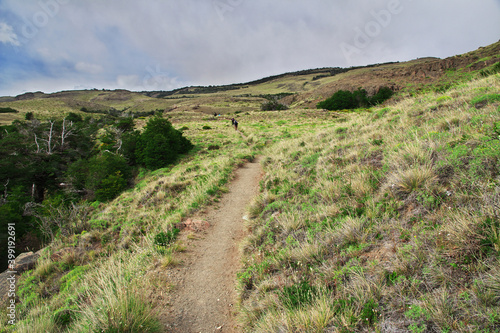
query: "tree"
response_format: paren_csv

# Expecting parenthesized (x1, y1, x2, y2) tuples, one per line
(317, 90, 357, 110)
(136, 116, 193, 170)
(66, 152, 131, 200)
(370, 87, 394, 105)
(317, 87, 393, 111)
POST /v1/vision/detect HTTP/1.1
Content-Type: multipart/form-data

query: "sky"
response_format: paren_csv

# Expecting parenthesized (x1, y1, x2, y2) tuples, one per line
(0, 0, 499, 96)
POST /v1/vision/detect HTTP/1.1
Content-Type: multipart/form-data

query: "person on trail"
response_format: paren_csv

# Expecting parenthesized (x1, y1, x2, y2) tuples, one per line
(231, 118, 235, 126)
(234, 119, 238, 131)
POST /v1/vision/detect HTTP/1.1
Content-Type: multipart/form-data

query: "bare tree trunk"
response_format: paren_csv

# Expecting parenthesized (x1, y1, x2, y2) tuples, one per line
(47, 120, 55, 154)
(60, 118, 73, 152)
(34, 133, 41, 153)
(61, 118, 66, 149)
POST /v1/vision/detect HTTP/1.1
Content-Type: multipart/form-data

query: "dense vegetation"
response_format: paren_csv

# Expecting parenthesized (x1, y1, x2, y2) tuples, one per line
(317, 87, 394, 110)
(0, 114, 191, 270)
(0, 108, 18, 114)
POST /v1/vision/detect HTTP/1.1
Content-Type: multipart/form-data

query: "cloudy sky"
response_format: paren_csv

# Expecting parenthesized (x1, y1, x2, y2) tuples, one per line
(0, 0, 499, 96)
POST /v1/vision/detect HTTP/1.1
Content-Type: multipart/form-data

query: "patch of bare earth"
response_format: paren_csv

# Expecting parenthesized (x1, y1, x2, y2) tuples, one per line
(160, 158, 262, 333)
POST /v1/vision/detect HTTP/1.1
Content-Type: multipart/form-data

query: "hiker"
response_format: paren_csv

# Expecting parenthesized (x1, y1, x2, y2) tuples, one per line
(231, 118, 235, 126)
(234, 119, 238, 131)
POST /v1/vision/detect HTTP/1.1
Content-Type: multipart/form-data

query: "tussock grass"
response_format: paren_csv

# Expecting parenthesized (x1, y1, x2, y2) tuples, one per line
(70, 252, 161, 332)
(238, 74, 500, 332)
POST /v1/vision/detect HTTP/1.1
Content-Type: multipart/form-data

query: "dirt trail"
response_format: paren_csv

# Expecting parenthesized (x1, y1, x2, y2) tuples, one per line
(162, 158, 262, 333)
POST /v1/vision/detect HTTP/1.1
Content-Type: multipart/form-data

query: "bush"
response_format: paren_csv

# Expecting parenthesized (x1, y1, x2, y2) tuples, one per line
(94, 171, 128, 201)
(0, 107, 18, 113)
(136, 116, 193, 170)
(261, 101, 289, 111)
(66, 152, 131, 200)
(317, 87, 393, 110)
(116, 117, 134, 132)
(317, 90, 360, 110)
(65, 112, 83, 123)
(370, 87, 394, 105)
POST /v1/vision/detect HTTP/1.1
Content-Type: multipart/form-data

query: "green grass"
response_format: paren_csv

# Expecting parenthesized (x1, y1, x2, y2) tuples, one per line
(237, 74, 500, 332)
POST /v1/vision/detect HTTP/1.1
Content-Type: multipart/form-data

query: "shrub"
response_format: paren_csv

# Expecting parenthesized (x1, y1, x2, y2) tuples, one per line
(66, 112, 83, 123)
(136, 116, 193, 170)
(94, 171, 128, 202)
(67, 152, 131, 200)
(370, 86, 394, 105)
(261, 100, 289, 111)
(317, 90, 359, 110)
(0, 107, 18, 113)
(116, 117, 134, 131)
(317, 87, 393, 110)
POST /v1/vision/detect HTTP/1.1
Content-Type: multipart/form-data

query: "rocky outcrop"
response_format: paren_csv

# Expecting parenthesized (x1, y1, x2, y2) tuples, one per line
(0, 250, 44, 304)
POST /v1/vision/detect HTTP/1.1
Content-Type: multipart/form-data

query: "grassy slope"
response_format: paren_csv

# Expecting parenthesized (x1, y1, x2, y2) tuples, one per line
(238, 74, 500, 332)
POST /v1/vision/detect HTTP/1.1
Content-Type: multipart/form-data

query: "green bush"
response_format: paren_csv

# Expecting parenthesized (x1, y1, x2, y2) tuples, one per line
(261, 100, 289, 111)
(317, 87, 393, 110)
(116, 117, 134, 131)
(67, 152, 131, 201)
(94, 171, 128, 202)
(317, 90, 359, 110)
(65, 112, 83, 123)
(0, 107, 18, 113)
(136, 116, 193, 170)
(370, 87, 394, 105)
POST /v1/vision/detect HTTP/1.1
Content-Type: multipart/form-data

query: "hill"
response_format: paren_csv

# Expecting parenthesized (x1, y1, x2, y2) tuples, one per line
(0, 41, 499, 332)
(1, 41, 499, 125)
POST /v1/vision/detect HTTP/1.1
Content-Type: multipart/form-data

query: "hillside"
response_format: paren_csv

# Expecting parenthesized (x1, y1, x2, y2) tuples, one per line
(1, 41, 499, 125)
(0, 41, 499, 332)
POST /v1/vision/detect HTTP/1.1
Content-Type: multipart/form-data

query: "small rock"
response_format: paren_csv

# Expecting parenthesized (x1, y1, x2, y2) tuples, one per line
(175, 218, 210, 232)
(13, 251, 40, 273)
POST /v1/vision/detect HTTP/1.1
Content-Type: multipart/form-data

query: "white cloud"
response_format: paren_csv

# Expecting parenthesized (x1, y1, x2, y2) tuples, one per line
(75, 62, 103, 75)
(1, 0, 500, 96)
(116, 75, 141, 88)
(0, 22, 20, 46)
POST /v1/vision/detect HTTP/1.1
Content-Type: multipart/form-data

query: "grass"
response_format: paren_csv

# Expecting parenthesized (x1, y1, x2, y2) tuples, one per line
(237, 74, 500, 332)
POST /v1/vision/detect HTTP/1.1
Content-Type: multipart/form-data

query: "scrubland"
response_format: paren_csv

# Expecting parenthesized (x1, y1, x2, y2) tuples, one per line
(238, 74, 500, 332)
